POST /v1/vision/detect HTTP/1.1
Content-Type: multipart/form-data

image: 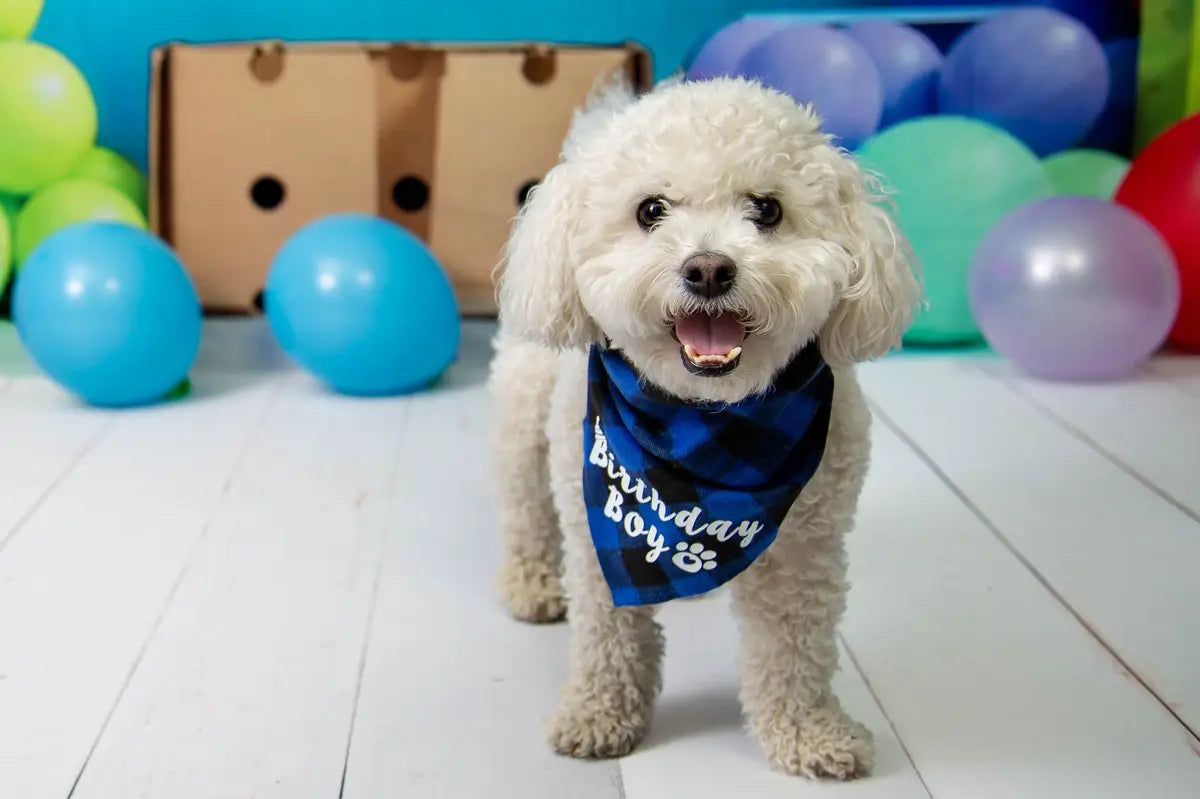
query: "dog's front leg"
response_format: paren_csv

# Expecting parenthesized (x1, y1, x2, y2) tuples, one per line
(543, 359, 664, 759)
(730, 527, 873, 779)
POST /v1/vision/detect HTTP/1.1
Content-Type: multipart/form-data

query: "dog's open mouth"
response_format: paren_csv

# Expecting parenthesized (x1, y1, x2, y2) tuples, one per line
(672, 311, 746, 377)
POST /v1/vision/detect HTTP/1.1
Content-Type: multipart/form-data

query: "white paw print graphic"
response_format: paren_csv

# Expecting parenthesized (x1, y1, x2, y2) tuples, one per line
(672, 541, 718, 574)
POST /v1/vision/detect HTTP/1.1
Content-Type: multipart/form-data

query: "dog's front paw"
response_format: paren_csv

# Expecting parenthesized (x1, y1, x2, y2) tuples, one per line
(756, 705, 874, 780)
(546, 693, 651, 759)
(498, 557, 565, 623)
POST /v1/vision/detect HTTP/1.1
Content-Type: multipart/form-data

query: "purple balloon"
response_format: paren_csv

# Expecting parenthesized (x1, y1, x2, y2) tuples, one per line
(844, 20, 943, 128)
(685, 17, 791, 82)
(969, 196, 1180, 381)
(738, 24, 884, 151)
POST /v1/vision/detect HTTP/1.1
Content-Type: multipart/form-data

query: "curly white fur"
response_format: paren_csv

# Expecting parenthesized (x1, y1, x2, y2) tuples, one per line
(489, 75, 921, 779)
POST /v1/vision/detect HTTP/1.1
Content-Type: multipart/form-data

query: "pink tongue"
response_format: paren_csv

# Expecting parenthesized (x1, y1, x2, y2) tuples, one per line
(674, 312, 746, 356)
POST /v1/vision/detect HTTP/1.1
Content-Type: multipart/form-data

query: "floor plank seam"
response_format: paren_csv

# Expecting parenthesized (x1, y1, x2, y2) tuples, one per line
(865, 399, 1200, 744)
(337, 406, 413, 799)
(63, 376, 288, 799)
(979, 366, 1200, 529)
(0, 419, 113, 557)
(838, 634, 935, 799)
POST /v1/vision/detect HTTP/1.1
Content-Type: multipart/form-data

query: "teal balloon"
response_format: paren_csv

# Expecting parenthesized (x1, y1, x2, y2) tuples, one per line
(857, 116, 1053, 344)
(1043, 149, 1130, 199)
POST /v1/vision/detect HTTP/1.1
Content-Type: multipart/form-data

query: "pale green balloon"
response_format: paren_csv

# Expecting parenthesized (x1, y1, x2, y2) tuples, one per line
(68, 146, 148, 212)
(0, 203, 11, 294)
(1043, 149, 1131, 200)
(857, 116, 1053, 345)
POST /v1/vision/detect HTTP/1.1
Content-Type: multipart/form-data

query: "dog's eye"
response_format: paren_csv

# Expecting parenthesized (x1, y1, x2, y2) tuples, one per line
(636, 197, 669, 231)
(749, 196, 783, 230)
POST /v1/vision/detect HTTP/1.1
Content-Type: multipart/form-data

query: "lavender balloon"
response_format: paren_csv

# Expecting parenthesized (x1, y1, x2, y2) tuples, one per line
(685, 17, 790, 81)
(969, 196, 1180, 380)
(738, 24, 884, 150)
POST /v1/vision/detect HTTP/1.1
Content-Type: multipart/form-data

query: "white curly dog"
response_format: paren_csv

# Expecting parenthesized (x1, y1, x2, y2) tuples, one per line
(488, 74, 921, 779)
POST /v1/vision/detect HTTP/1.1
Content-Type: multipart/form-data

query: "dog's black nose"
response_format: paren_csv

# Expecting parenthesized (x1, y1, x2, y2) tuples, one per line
(681, 252, 736, 298)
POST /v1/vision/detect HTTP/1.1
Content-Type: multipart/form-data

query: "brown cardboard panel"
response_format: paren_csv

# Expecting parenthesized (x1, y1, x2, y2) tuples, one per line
(150, 40, 650, 315)
(373, 46, 444, 243)
(166, 45, 378, 311)
(429, 47, 638, 313)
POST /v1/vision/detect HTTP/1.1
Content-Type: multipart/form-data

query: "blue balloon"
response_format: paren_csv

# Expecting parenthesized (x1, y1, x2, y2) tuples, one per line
(685, 17, 790, 82)
(938, 8, 1109, 156)
(13, 222, 201, 407)
(264, 213, 459, 396)
(844, 20, 943, 128)
(738, 24, 884, 151)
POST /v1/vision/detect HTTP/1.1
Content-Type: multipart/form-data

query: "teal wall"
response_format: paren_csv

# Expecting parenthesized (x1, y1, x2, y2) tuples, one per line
(30, 1, 875, 172)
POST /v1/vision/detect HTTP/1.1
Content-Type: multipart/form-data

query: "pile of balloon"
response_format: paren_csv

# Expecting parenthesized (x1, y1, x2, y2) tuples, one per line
(687, 4, 1199, 381)
(0, 1, 459, 408)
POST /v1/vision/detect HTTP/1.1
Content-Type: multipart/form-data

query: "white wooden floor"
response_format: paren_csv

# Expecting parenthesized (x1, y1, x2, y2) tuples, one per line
(1, 317, 1198, 799)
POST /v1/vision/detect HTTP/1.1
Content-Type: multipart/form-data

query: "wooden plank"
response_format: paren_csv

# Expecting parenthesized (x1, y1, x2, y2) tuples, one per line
(68, 372, 409, 799)
(841, 402, 1200, 797)
(0, 378, 111, 551)
(0, 374, 280, 799)
(1147, 355, 1200, 401)
(618, 594, 930, 799)
(340, 383, 625, 799)
(986, 362, 1200, 520)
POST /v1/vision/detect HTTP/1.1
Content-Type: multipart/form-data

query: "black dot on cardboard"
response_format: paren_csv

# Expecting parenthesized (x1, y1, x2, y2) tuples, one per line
(252, 290, 265, 313)
(250, 176, 286, 210)
(392, 176, 430, 212)
(522, 50, 556, 85)
(516, 179, 539, 207)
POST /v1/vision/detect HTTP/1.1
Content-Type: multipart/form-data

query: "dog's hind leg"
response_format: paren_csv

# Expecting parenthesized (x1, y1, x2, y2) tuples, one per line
(488, 336, 566, 623)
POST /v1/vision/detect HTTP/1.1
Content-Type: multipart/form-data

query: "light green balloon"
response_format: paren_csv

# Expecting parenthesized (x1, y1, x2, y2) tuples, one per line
(68, 146, 148, 213)
(0, 41, 98, 195)
(1043, 149, 1131, 200)
(14, 178, 147, 265)
(0, 192, 21, 236)
(0, 0, 42, 40)
(857, 116, 1053, 345)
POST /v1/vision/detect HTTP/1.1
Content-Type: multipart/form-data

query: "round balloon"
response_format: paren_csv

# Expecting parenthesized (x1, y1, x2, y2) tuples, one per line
(0, 41, 97, 194)
(938, 8, 1109, 156)
(1115, 114, 1200, 351)
(1043, 149, 1130, 199)
(856, 116, 1052, 343)
(0, 0, 42, 40)
(0, 203, 11, 293)
(14, 179, 147, 265)
(969, 196, 1179, 380)
(844, 19, 943, 128)
(738, 24, 884, 150)
(67, 146, 147, 212)
(686, 17, 790, 81)
(264, 213, 460, 395)
(13, 222, 202, 407)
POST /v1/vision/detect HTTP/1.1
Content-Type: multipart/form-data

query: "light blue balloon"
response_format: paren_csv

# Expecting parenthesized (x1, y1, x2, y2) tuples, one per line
(264, 213, 460, 395)
(13, 221, 201, 407)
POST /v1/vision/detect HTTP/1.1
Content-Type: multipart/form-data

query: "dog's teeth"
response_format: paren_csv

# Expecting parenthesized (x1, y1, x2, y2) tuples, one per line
(684, 344, 699, 361)
(726, 346, 742, 360)
(682, 343, 743, 367)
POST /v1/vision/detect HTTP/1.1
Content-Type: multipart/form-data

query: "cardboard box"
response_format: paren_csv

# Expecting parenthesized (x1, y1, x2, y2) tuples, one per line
(149, 40, 651, 315)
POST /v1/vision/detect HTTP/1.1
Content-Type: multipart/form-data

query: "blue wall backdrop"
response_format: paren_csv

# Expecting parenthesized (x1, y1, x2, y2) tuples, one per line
(30, 0, 874, 172)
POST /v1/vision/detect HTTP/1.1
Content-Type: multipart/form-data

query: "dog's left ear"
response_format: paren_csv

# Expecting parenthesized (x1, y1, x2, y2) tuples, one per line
(819, 154, 923, 366)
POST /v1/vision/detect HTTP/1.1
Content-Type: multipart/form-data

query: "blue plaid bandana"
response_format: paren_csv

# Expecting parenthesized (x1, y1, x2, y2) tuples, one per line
(583, 342, 834, 607)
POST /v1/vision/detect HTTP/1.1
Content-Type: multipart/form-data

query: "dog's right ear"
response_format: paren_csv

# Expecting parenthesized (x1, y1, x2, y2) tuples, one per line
(495, 160, 598, 349)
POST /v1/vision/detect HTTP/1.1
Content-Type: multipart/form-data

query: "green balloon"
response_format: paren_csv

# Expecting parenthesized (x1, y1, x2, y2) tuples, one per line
(0, 41, 98, 195)
(0, 0, 42, 40)
(0, 192, 21, 236)
(14, 178, 147, 265)
(857, 116, 1053, 345)
(68, 146, 148, 213)
(0, 204, 11, 294)
(1043, 149, 1131, 200)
